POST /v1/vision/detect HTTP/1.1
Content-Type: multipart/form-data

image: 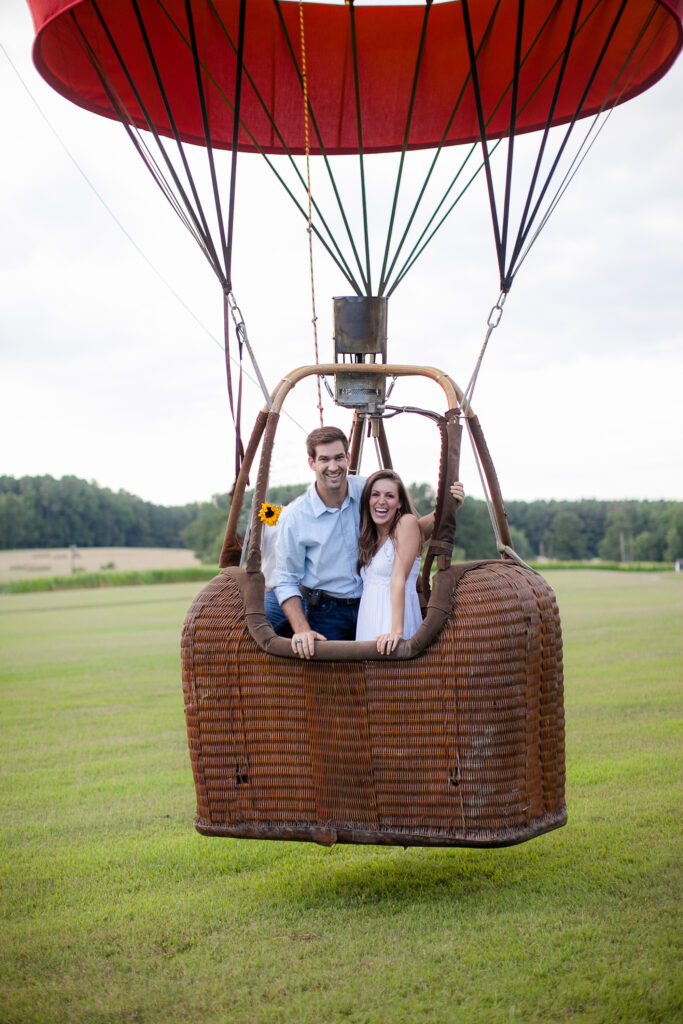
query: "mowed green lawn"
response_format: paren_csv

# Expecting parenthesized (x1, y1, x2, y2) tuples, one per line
(1, 572, 681, 1024)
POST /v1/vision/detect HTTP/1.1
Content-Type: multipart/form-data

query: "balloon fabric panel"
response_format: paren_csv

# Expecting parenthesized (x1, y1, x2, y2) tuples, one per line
(27, 0, 683, 155)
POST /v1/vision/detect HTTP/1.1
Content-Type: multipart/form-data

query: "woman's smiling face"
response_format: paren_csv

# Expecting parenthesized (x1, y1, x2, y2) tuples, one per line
(368, 479, 400, 529)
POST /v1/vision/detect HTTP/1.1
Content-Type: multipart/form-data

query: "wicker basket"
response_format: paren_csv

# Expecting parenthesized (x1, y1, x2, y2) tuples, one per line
(181, 559, 565, 847)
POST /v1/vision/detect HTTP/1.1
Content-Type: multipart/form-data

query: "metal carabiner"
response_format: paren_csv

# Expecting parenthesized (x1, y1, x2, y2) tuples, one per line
(487, 290, 507, 329)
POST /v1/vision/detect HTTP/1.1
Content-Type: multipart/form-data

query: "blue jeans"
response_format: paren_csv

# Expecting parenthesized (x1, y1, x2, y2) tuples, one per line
(264, 590, 290, 635)
(307, 596, 358, 641)
(264, 590, 358, 641)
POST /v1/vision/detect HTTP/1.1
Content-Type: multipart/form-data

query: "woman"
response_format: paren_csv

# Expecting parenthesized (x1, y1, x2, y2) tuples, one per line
(355, 470, 464, 654)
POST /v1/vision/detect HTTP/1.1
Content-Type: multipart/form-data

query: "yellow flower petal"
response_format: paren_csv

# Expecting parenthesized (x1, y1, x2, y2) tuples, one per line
(258, 503, 283, 526)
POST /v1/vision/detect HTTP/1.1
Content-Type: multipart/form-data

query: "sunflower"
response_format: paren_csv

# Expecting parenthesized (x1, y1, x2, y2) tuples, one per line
(258, 502, 283, 526)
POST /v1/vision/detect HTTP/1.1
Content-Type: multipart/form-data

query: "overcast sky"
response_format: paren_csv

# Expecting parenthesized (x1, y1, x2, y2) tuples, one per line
(2, 0, 682, 508)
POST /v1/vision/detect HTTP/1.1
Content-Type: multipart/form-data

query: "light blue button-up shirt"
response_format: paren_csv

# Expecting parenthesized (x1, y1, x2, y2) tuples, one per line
(273, 475, 365, 605)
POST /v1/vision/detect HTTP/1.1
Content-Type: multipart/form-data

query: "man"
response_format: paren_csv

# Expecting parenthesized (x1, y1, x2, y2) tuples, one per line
(267, 425, 464, 658)
(268, 426, 362, 656)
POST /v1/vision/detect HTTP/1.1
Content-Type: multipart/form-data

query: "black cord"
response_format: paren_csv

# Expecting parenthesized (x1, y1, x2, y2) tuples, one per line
(225, 0, 248, 293)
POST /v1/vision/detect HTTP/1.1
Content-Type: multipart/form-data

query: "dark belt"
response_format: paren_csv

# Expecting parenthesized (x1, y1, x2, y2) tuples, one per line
(300, 586, 361, 608)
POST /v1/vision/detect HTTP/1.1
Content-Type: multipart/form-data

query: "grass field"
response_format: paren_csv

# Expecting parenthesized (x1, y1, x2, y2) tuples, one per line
(1, 571, 681, 1023)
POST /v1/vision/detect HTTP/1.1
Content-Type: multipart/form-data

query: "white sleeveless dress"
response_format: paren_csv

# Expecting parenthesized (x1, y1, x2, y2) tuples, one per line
(355, 538, 423, 641)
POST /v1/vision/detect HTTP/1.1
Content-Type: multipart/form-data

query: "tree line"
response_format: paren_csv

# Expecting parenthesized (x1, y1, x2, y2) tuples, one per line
(0, 475, 197, 549)
(2, 475, 681, 563)
(181, 481, 683, 564)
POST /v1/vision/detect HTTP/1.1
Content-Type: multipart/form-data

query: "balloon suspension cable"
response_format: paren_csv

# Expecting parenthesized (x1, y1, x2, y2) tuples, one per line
(467, 418, 502, 553)
(460, 289, 509, 555)
(461, 289, 507, 417)
(227, 291, 272, 410)
(299, 0, 324, 427)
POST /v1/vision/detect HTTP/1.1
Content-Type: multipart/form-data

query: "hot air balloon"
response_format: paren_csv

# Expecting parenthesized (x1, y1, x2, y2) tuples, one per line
(26, 0, 682, 847)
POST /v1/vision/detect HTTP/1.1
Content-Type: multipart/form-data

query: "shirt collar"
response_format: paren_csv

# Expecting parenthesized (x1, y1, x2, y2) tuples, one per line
(308, 478, 356, 517)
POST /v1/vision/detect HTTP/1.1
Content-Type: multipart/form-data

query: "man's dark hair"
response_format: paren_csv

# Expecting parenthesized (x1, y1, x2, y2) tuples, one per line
(306, 426, 349, 460)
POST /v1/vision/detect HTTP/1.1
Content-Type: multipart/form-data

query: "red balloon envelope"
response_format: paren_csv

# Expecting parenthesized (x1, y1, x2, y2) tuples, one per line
(25, 0, 683, 155)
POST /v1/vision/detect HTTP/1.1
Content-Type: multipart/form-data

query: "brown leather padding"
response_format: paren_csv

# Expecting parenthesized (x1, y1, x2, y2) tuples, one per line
(241, 560, 484, 661)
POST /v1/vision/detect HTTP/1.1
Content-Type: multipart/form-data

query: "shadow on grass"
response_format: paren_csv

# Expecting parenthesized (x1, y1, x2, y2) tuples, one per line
(180, 792, 672, 917)
(244, 829, 583, 911)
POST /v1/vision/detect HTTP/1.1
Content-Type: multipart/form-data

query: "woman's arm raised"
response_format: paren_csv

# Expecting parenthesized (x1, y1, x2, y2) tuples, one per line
(418, 481, 465, 541)
(376, 514, 422, 655)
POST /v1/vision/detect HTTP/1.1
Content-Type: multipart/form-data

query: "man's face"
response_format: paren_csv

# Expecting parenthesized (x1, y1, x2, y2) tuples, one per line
(308, 440, 349, 496)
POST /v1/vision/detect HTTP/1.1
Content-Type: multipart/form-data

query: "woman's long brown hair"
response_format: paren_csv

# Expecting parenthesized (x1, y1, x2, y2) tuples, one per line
(357, 470, 416, 572)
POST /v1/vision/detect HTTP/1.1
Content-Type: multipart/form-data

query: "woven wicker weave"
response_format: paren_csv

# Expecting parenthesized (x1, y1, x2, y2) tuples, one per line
(181, 559, 566, 847)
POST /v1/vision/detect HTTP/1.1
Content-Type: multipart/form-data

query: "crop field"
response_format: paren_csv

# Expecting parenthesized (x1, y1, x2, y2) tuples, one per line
(0, 547, 202, 584)
(1, 571, 681, 1023)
